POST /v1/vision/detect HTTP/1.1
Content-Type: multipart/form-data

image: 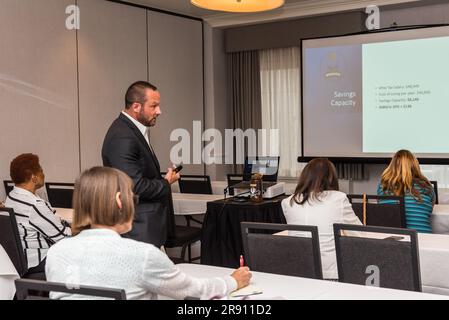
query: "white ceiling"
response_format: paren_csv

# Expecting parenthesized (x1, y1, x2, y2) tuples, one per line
(119, 0, 429, 27)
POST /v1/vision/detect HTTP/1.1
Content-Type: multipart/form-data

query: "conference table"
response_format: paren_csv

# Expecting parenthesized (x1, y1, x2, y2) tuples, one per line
(54, 197, 449, 295)
(55, 193, 225, 223)
(0, 245, 19, 300)
(418, 233, 449, 295)
(431, 204, 449, 234)
(172, 180, 298, 197)
(175, 263, 447, 300)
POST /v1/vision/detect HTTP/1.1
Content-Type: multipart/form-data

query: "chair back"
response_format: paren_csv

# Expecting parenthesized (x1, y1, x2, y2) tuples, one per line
(3, 180, 14, 196)
(178, 175, 212, 195)
(45, 183, 74, 209)
(15, 279, 127, 300)
(241, 222, 323, 279)
(227, 174, 244, 196)
(333, 223, 421, 292)
(430, 181, 439, 204)
(0, 207, 28, 276)
(347, 194, 406, 228)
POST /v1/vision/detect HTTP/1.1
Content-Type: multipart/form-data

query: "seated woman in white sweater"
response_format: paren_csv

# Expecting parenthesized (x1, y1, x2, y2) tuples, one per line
(45, 167, 251, 300)
(281, 158, 362, 280)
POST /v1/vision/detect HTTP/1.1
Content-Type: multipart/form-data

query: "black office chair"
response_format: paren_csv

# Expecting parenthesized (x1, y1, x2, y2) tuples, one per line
(15, 279, 126, 300)
(165, 195, 202, 263)
(430, 180, 439, 204)
(347, 194, 406, 228)
(241, 222, 323, 280)
(0, 208, 45, 280)
(45, 183, 74, 209)
(178, 175, 212, 195)
(3, 180, 14, 196)
(334, 223, 421, 292)
(227, 174, 244, 196)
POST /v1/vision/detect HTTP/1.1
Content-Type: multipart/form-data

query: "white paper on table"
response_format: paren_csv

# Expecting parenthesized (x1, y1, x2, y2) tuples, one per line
(230, 285, 263, 298)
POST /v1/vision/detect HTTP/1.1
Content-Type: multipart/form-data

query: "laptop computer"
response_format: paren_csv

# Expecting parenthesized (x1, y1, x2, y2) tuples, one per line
(232, 156, 280, 190)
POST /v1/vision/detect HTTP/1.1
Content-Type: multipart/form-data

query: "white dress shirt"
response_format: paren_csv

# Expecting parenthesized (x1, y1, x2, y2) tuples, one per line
(46, 228, 237, 300)
(121, 111, 151, 146)
(5, 187, 71, 268)
(281, 191, 362, 279)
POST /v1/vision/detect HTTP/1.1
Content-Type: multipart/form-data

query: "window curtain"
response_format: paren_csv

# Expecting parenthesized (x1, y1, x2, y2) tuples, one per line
(228, 51, 262, 173)
(259, 47, 303, 178)
(228, 50, 262, 131)
(335, 163, 368, 181)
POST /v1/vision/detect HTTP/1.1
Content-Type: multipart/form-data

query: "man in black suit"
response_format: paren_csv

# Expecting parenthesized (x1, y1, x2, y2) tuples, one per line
(102, 81, 179, 247)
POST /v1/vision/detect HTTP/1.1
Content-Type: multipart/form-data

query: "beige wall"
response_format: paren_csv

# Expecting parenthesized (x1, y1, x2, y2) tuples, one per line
(0, 0, 205, 199)
(78, 0, 148, 171)
(148, 11, 204, 175)
(0, 0, 79, 200)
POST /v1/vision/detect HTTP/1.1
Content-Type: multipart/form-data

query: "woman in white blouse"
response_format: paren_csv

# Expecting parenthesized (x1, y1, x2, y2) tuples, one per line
(45, 166, 251, 300)
(281, 158, 362, 280)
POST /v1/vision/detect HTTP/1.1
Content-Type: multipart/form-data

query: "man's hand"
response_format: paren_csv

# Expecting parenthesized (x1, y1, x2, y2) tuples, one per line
(165, 167, 180, 185)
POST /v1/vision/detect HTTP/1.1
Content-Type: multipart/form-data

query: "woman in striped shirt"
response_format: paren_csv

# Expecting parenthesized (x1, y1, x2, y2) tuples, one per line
(377, 150, 435, 233)
(5, 154, 71, 275)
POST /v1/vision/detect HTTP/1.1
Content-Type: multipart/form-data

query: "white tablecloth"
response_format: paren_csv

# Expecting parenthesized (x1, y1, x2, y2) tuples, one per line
(171, 193, 223, 215)
(175, 263, 446, 300)
(432, 204, 449, 234)
(419, 233, 449, 295)
(0, 245, 19, 300)
(56, 193, 224, 222)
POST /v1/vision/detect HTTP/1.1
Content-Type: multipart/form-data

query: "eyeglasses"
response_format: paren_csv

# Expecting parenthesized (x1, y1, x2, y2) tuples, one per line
(133, 194, 139, 206)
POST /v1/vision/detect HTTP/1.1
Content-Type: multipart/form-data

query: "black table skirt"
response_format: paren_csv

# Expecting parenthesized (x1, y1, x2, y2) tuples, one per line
(200, 196, 287, 268)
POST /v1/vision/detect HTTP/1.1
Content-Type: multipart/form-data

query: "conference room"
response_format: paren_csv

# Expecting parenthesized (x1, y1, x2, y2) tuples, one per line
(2, 0, 449, 305)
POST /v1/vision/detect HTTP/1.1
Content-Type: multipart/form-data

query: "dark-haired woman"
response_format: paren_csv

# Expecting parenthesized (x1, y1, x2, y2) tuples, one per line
(5, 154, 71, 275)
(281, 158, 361, 280)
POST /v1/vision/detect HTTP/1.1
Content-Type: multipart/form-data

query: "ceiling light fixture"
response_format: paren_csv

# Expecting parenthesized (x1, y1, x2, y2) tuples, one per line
(191, 0, 285, 13)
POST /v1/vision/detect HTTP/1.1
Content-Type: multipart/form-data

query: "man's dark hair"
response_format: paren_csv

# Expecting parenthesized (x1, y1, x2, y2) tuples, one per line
(125, 81, 158, 109)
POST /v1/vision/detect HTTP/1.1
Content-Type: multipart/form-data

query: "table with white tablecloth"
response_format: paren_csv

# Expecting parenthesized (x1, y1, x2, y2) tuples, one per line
(172, 180, 298, 196)
(175, 263, 446, 300)
(431, 204, 449, 234)
(56, 194, 224, 223)
(171, 193, 223, 216)
(0, 245, 19, 300)
(418, 233, 449, 295)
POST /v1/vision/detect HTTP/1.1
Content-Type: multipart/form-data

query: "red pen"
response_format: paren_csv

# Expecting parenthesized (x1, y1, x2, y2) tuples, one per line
(240, 255, 244, 267)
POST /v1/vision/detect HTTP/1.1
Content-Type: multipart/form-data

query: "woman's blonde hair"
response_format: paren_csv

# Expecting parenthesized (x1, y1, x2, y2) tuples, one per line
(72, 167, 135, 235)
(380, 150, 432, 201)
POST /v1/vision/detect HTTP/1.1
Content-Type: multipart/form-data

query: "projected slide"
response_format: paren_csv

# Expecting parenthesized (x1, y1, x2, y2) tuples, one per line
(363, 37, 449, 153)
(302, 26, 449, 160)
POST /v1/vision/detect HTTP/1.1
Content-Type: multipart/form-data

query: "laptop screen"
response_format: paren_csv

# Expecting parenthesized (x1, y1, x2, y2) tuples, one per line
(243, 156, 280, 182)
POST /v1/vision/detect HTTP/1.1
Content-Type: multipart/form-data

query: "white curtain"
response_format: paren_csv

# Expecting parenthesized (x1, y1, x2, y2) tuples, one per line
(260, 47, 304, 178)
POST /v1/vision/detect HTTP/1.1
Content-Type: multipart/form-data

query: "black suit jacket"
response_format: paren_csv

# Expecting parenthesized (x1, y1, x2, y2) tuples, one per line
(102, 113, 171, 247)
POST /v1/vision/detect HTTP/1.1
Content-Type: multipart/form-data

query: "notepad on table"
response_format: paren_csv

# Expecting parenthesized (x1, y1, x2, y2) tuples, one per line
(230, 285, 263, 298)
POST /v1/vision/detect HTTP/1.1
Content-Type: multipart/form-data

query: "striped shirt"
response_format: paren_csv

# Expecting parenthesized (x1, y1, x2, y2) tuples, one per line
(5, 187, 71, 268)
(377, 182, 435, 233)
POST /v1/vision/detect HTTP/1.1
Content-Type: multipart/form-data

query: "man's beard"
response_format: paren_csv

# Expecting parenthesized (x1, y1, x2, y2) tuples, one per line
(138, 110, 157, 127)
